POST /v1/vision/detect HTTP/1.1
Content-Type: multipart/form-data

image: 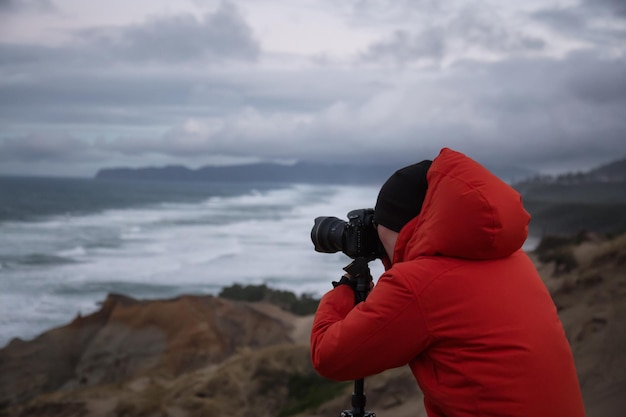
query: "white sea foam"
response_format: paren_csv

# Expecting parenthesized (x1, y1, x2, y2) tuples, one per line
(57, 246, 87, 258)
(0, 183, 384, 347)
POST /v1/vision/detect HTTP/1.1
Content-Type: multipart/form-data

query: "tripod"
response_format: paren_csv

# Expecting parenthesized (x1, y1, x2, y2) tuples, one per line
(339, 258, 376, 417)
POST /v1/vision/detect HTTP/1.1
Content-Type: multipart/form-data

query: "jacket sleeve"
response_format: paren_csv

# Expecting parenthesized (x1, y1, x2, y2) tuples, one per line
(310, 268, 431, 381)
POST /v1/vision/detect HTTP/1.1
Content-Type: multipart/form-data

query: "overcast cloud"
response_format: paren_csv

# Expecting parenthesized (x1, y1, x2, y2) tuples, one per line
(0, 0, 625, 176)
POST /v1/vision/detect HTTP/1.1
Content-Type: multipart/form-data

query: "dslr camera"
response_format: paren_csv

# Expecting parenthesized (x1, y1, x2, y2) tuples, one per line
(311, 208, 385, 261)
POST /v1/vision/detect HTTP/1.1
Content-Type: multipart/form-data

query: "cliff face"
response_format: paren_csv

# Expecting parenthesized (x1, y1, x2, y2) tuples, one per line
(1, 234, 625, 417)
(0, 294, 294, 412)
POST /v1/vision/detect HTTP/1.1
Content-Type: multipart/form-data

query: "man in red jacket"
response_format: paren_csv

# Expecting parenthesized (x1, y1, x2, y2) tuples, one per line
(311, 148, 586, 416)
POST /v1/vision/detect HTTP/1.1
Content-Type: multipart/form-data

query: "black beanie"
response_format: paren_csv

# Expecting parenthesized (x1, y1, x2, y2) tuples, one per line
(373, 160, 432, 232)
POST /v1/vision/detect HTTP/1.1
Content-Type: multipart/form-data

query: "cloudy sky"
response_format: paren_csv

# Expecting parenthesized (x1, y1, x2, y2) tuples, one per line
(0, 0, 625, 177)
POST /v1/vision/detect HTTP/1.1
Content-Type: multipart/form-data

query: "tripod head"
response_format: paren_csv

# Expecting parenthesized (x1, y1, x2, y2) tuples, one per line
(342, 257, 373, 303)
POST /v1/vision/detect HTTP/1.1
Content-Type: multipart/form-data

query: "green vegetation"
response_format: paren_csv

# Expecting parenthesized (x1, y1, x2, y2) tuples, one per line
(278, 372, 349, 417)
(219, 284, 320, 316)
(247, 351, 349, 417)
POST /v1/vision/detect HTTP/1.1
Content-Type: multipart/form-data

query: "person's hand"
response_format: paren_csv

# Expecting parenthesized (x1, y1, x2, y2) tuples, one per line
(342, 272, 374, 290)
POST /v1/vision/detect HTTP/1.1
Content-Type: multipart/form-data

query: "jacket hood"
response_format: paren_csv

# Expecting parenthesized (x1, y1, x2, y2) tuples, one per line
(393, 148, 530, 262)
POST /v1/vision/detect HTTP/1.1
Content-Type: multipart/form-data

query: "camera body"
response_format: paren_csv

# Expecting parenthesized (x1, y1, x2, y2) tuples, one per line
(311, 208, 385, 261)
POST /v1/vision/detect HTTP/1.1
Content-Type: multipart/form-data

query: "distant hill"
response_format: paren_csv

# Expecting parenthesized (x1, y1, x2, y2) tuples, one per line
(95, 156, 626, 236)
(516, 157, 626, 187)
(513, 156, 626, 236)
(94, 161, 534, 186)
(587, 157, 626, 181)
(95, 162, 397, 185)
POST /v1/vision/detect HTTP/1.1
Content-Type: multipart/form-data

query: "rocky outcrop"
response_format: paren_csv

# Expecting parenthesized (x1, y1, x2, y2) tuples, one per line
(0, 294, 293, 410)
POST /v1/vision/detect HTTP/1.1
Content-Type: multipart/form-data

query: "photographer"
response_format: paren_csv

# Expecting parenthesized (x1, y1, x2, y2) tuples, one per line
(310, 148, 585, 417)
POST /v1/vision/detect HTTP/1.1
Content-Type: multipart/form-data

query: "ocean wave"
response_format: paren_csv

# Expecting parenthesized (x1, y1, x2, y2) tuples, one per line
(57, 246, 87, 258)
(0, 181, 382, 347)
(50, 280, 187, 297)
(15, 253, 79, 267)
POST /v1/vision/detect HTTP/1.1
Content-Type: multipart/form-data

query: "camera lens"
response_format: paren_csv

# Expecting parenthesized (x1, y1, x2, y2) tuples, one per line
(311, 216, 346, 253)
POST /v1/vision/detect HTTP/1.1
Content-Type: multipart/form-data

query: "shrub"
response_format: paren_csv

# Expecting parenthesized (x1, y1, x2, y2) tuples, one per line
(219, 284, 320, 316)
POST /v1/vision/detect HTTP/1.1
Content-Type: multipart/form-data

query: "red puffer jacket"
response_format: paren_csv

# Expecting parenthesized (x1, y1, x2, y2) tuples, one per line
(311, 148, 586, 417)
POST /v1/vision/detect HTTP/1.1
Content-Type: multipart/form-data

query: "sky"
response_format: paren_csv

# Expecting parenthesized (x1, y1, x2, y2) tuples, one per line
(0, 0, 625, 177)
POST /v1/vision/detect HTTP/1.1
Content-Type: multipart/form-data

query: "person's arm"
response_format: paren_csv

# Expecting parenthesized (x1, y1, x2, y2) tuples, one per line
(310, 268, 431, 381)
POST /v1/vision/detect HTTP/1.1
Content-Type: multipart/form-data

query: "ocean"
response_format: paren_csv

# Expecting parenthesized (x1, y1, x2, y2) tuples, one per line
(0, 176, 386, 348)
(0, 176, 539, 348)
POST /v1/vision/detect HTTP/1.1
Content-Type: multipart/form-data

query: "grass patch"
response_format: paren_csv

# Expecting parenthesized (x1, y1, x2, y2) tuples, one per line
(278, 372, 349, 417)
